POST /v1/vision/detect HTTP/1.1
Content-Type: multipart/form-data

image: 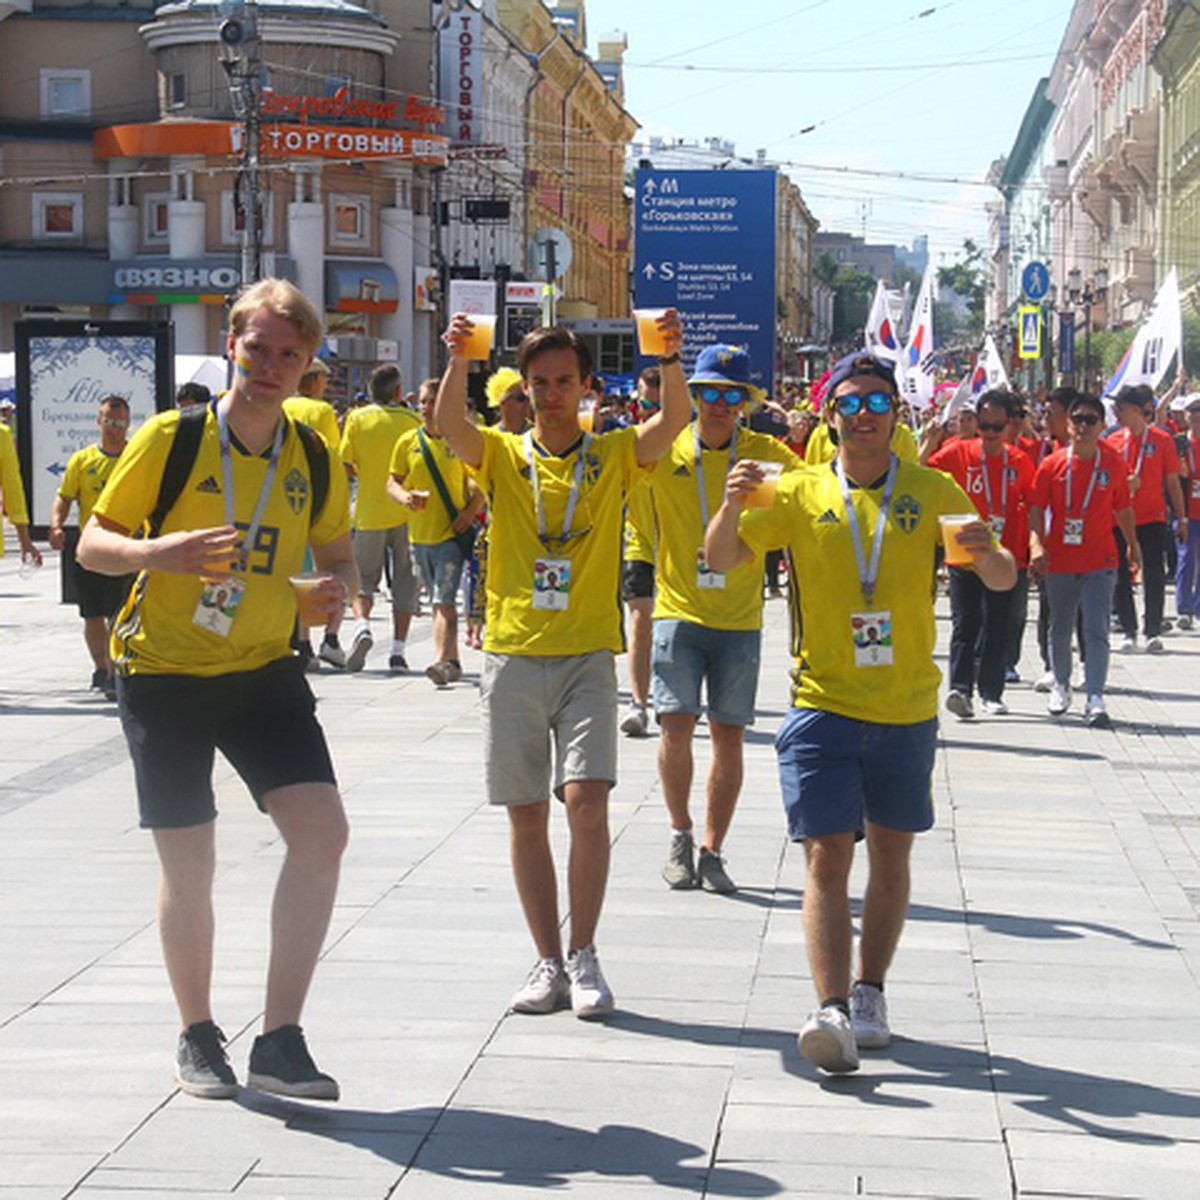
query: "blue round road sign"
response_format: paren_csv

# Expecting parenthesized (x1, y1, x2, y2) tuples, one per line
(1022, 261, 1050, 302)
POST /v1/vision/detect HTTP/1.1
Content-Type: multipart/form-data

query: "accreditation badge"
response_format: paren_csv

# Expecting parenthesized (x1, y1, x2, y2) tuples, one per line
(533, 557, 571, 610)
(193, 576, 246, 637)
(1191, 478, 1200, 500)
(696, 548, 726, 590)
(851, 610, 893, 667)
(988, 515, 1006, 539)
(1063, 518, 1084, 546)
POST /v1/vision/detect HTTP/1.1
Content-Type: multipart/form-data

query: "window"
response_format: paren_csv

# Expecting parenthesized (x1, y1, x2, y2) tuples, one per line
(168, 72, 186, 110)
(143, 192, 170, 243)
(220, 190, 274, 246)
(40, 69, 90, 119)
(33, 193, 82, 240)
(329, 194, 369, 246)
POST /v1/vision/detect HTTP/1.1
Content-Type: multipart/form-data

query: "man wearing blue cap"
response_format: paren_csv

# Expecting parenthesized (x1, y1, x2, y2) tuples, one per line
(707, 351, 1016, 1074)
(649, 345, 801, 893)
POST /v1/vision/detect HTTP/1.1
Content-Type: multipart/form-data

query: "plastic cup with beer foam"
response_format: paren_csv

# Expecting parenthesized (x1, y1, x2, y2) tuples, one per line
(578, 398, 598, 433)
(741, 460, 784, 510)
(938, 514, 979, 566)
(461, 314, 496, 361)
(633, 308, 671, 357)
(288, 571, 334, 628)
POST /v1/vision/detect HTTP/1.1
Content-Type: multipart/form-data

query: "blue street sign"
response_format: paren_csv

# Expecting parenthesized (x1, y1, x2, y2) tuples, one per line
(1021, 260, 1050, 303)
(634, 168, 777, 396)
(1059, 311, 1076, 376)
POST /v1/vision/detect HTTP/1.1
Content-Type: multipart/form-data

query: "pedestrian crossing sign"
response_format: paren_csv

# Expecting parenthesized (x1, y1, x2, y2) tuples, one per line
(1018, 306, 1041, 360)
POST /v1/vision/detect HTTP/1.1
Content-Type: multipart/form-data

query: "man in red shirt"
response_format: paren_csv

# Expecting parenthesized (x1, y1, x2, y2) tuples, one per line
(1107, 385, 1188, 653)
(929, 390, 1034, 716)
(1030, 393, 1139, 727)
(1175, 396, 1200, 627)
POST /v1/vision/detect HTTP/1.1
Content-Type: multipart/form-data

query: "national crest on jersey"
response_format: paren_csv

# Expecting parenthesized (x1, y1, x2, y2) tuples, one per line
(283, 467, 309, 515)
(893, 494, 921, 532)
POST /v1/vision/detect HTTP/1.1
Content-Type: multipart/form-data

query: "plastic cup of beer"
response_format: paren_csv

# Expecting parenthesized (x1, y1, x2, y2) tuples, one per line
(633, 308, 670, 356)
(742, 460, 784, 509)
(288, 571, 333, 627)
(578, 398, 598, 433)
(410, 489, 430, 510)
(939, 514, 978, 565)
(461, 314, 496, 361)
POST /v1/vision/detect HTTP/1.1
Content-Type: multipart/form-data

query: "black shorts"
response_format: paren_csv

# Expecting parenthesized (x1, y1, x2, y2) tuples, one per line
(622, 559, 655, 602)
(75, 562, 131, 619)
(117, 656, 337, 829)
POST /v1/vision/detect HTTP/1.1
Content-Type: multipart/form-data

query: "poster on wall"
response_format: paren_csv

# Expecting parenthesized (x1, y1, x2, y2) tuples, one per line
(15, 320, 174, 531)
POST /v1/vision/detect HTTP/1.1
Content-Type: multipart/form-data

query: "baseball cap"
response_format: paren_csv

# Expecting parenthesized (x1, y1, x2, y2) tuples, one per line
(825, 351, 898, 400)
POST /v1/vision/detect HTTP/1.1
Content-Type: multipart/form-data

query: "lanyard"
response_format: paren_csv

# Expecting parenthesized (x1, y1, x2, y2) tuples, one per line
(524, 430, 591, 545)
(1064, 447, 1101, 517)
(217, 404, 283, 570)
(1188, 437, 1197, 477)
(979, 444, 1008, 519)
(836, 454, 898, 608)
(1125, 429, 1149, 478)
(693, 424, 738, 532)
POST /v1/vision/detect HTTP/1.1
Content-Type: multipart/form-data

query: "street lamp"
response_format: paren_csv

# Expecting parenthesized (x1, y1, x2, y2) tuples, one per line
(1066, 265, 1109, 392)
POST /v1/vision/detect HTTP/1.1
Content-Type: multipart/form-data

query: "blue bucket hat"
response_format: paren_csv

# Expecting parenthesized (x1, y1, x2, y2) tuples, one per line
(687, 344, 766, 406)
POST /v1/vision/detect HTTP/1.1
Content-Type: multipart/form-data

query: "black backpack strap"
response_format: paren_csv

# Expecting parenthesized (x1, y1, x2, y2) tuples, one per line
(292, 419, 330, 526)
(146, 404, 208, 537)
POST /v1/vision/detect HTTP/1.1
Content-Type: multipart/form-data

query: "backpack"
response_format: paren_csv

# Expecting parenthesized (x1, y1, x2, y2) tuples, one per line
(146, 403, 330, 538)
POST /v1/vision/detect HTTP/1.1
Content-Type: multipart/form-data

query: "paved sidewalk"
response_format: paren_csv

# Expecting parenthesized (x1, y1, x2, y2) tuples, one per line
(2, 539, 1200, 1198)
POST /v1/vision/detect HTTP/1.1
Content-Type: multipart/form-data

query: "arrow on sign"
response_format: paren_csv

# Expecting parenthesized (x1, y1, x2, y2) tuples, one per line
(46, 462, 66, 477)
(642, 263, 656, 279)
(643, 178, 657, 194)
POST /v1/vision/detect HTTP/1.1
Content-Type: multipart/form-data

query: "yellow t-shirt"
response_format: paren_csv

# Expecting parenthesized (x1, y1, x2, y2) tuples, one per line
(389, 427, 470, 546)
(1, 423, 31, 555)
(805, 419, 919, 466)
(339, 403, 420, 530)
(651, 424, 802, 630)
(59, 443, 124, 528)
(471, 425, 644, 656)
(738, 458, 972, 724)
(282, 395, 341, 448)
(624, 470, 657, 564)
(95, 408, 351, 677)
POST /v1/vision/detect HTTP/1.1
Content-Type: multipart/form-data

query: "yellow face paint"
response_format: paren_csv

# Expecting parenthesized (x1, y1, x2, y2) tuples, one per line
(235, 354, 253, 376)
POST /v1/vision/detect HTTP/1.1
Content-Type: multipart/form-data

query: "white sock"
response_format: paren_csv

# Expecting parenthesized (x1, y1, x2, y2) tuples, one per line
(392, 639, 406, 656)
(354, 617, 370, 637)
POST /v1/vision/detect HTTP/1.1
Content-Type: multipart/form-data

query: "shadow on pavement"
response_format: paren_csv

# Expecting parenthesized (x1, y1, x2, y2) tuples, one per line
(937, 737, 1108, 762)
(237, 1095, 783, 1195)
(906, 901, 1175, 950)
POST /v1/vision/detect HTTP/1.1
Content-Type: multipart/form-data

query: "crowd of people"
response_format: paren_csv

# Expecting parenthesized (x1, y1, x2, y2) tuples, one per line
(2, 280, 1195, 1092)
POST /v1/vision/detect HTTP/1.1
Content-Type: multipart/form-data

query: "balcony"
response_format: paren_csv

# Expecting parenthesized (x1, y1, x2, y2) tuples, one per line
(1121, 106, 1158, 192)
(1078, 160, 1113, 234)
(1115, 241, 1155, 306)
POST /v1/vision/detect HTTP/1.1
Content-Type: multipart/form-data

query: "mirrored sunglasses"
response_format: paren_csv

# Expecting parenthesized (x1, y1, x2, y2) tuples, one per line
(100, 418, 129, 429)
(834, 391, 894, 416)
(694, 386, 747, 406)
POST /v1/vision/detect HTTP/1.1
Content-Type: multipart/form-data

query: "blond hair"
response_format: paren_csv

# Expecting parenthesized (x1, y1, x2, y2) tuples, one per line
(229, 278, 323, 351)
(485, 366, 523, 409)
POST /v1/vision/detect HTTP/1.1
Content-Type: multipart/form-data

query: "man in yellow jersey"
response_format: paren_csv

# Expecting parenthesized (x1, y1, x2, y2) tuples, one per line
(619, 366, 662, 738)
(388, 378, 484, 686)
(283, 358, 346, 668)
(651, 345, 801, 895)
(486, 365, 533, 434)
(339, 363, 421, 672)
(0, 419, 42, 569)
(436, 313, 689, 1020)
(79, 279, 357, 1103)
(707, 352, 1016, 1074)
(48, 394, 132, 698)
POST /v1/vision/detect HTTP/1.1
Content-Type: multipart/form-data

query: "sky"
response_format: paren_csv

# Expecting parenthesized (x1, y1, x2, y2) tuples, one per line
(588, 0, 1075, 270)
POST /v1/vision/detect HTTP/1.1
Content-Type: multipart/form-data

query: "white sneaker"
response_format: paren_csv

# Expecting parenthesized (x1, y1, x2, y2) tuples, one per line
(565, 946, 614, 1020)
(1047, 683, 1072, 715)
(1085, 695, 1112, 729)
(980, 698, 1009, 716)
(1145, 636, 1165, 654)
(1119, 635, 1137, 654)
(620, 703, 650, 737)
(345, 626, 373, 672)
(318, 637, 346, 668)
(798, 1005, 859, 1073)
(850, 983, 891, 1050)
(945, 690, 974, 720)
(510, 957, 570, 1014)
(1033, 670, 1056, 693)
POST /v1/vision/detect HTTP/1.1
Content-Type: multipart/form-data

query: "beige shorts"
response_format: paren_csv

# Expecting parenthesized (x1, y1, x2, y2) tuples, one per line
(481, 650, 618, 804)
(353, 525, 418, 612)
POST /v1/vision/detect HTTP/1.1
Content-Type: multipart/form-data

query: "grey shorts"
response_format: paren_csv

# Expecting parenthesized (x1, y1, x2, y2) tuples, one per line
(481, 650, 618, 804)
(353, 525, 418, 612)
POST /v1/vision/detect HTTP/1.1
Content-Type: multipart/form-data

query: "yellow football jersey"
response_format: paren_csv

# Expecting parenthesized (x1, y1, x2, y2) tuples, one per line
(471, 425, 645, 656)
(390, 428, 471, 546)
(95, 408, 350, 677)
(0, 423, 30, 554)
(805, 419, 918, 467)
(339, 403, 419, 530)
(59, 443, 124, 528)
(739, 458, 972, 723)
(282, 395, 341, 448)
(651, 424, 802, 630)
(624, 469, 657, 565)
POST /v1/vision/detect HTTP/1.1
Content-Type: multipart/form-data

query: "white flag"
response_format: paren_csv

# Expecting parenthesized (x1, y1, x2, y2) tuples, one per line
(1102, 267, 1183, 397)
(939, 375, 972, 426)
(898, 266, 936, 409)
(864, 280, 900, 363)
(971, 334, 1010, 396)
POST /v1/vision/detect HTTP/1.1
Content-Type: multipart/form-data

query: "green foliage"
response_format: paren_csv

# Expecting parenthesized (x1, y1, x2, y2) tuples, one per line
(830, 265, 877, 344)
(936, 238, 986, 342)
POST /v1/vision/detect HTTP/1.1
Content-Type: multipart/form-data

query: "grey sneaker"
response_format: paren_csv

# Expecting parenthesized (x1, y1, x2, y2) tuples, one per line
(620, 703, 650, 737)
(662, 829, 696, 890)
(175, 1020, 239, 1099)
(425, 660, 453, 687)
(247, 1025, 339, 1101)
(850, 982, 891, 1049)
(798, 1005, 859, 1074)
(443, 660, 463, 683)
(696, 848, 737, 894)
(318, 635, 346, 668)
(945, 689, 974, 720)
(565, 946, 614, 1019)
(345, 626, 373, 671)
(1145, 636, 1165, 654)
(510, 957, 570, 1014)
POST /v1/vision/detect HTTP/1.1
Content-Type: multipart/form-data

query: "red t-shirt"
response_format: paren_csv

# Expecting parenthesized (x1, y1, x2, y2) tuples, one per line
(1103, 425, 1181, 525)
(1179, 435, 1200, 520)
(928, 440, 1035, 565)
(1032, 443, 1132, 573)
(1015, 434, 1040, 463)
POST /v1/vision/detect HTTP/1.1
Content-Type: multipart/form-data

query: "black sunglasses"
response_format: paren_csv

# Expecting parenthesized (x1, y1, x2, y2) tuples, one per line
(1069, 412, 1100, 427)
(977, 420, 1007, 433)
(834, 391, 894, 416)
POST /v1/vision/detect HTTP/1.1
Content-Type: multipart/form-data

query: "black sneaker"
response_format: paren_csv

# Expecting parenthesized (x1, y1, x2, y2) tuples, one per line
(175, 1020, 239, 1099)
(388, 653, 409, 674)
(102, 673, 117, 702)
(90, 667, 107, 692)
(248, 1025, 339, 1100)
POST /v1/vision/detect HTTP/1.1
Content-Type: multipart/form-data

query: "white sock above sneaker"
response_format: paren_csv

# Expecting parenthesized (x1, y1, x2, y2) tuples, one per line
(392, 639, 406, 656)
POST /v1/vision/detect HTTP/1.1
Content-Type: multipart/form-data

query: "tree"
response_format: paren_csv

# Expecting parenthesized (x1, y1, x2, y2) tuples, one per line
(936, 238, 986, 343)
